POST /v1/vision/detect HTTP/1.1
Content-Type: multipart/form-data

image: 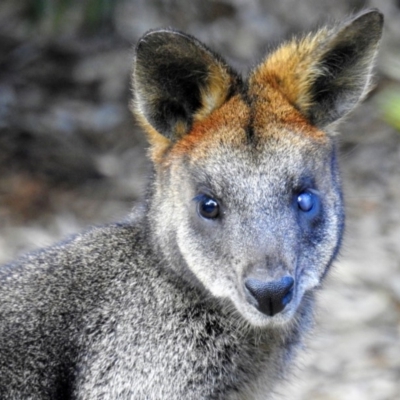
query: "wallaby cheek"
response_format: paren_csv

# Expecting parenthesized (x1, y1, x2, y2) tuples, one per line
(176, 227, 237, 298)
(298, 199, 343, 292)
(174, 201, 241, 298)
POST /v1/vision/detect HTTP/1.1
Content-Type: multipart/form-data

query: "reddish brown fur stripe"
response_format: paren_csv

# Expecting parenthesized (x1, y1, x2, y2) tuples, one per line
(148, 76, 326, 167)
(168, 95, 250, 163)
(155, 88, 326, 168)
(249, 78, 327, 142)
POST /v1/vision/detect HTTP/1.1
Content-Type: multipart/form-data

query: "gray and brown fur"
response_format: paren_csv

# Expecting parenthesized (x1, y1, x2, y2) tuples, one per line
(0, 9, 383, 399)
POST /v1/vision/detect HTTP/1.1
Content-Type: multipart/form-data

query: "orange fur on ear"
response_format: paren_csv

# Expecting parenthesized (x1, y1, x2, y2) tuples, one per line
(250, 29, 330, 114)
(250, 9, 383, 129)
(194, 62, 234, 122)
(132, 110, 171, 164)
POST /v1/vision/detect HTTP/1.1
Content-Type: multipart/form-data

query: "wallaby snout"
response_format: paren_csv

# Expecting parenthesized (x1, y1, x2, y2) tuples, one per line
(245, 276, 294, 316)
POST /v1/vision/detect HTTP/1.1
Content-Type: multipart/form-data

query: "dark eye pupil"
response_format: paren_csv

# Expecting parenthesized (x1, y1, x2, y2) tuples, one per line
(199, 197, 219, 219)
(297, 192, 314, 212)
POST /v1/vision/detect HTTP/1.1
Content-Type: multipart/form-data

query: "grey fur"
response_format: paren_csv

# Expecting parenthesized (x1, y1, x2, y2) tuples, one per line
(0, 10, 383, 400)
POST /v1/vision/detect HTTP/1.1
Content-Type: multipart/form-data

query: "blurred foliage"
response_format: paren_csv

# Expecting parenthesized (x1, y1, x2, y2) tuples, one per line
(25, 0, 119, 34)
(379, 89, 400, 132)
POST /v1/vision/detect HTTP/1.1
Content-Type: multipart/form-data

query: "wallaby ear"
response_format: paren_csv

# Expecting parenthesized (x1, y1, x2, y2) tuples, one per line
(251, 9, 384, 129)
(132, 29, 238, 145)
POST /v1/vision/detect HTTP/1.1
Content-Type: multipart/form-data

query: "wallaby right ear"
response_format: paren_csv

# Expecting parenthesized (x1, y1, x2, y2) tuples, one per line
(250, 9, 384, 130)
(132, 29, 238, 156)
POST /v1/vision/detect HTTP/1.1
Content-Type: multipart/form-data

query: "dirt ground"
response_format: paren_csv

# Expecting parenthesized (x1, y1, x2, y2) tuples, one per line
(0, 1, 399, 399)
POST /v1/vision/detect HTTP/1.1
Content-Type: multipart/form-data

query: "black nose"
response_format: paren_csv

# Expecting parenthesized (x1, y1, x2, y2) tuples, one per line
(244, 276, 294, 316)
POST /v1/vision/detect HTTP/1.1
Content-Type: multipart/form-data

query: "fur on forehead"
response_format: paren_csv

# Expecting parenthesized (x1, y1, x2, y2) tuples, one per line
(166, 93, 328, 169)
(139, 72, 327, 167)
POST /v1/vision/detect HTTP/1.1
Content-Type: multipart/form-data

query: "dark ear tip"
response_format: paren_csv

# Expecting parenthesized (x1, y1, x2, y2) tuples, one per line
(343, 8, 384, 44)
(353, 8, 384, 29)
(135, 29, 172, 53)
(363, 8, 384, 23)
(135, 29, 193, 55)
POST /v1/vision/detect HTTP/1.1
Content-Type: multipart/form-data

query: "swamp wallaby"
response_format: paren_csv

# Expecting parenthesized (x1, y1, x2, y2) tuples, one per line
(0, 9, 383, 399)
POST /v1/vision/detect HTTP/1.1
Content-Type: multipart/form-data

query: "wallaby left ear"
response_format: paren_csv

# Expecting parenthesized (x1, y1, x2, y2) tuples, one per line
(251, 9, 384, 129)
(132, 29, 239, 148)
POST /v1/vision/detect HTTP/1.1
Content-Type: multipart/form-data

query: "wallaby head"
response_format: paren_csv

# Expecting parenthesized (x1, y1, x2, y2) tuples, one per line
(132, 9, 383, 327)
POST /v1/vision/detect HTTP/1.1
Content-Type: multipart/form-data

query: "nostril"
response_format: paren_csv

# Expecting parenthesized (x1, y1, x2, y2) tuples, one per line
(282, 287, 293, 306)
(244, 276, 294, 316)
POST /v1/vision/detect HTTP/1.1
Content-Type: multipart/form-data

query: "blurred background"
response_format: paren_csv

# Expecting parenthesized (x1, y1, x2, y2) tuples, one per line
(0, 0, 399, 398)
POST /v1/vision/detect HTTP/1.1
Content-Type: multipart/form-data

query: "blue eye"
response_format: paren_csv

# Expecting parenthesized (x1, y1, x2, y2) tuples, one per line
(297, 191, 315, 212)
(197, 196, 220, 219)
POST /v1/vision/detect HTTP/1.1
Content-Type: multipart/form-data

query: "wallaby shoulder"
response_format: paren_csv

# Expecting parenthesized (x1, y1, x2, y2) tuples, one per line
(0, 220, 152, 398)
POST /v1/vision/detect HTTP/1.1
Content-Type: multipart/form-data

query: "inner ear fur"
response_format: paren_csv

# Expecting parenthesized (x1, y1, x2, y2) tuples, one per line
(132, 29, 239, 145)
(250, 9, 384, 129)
